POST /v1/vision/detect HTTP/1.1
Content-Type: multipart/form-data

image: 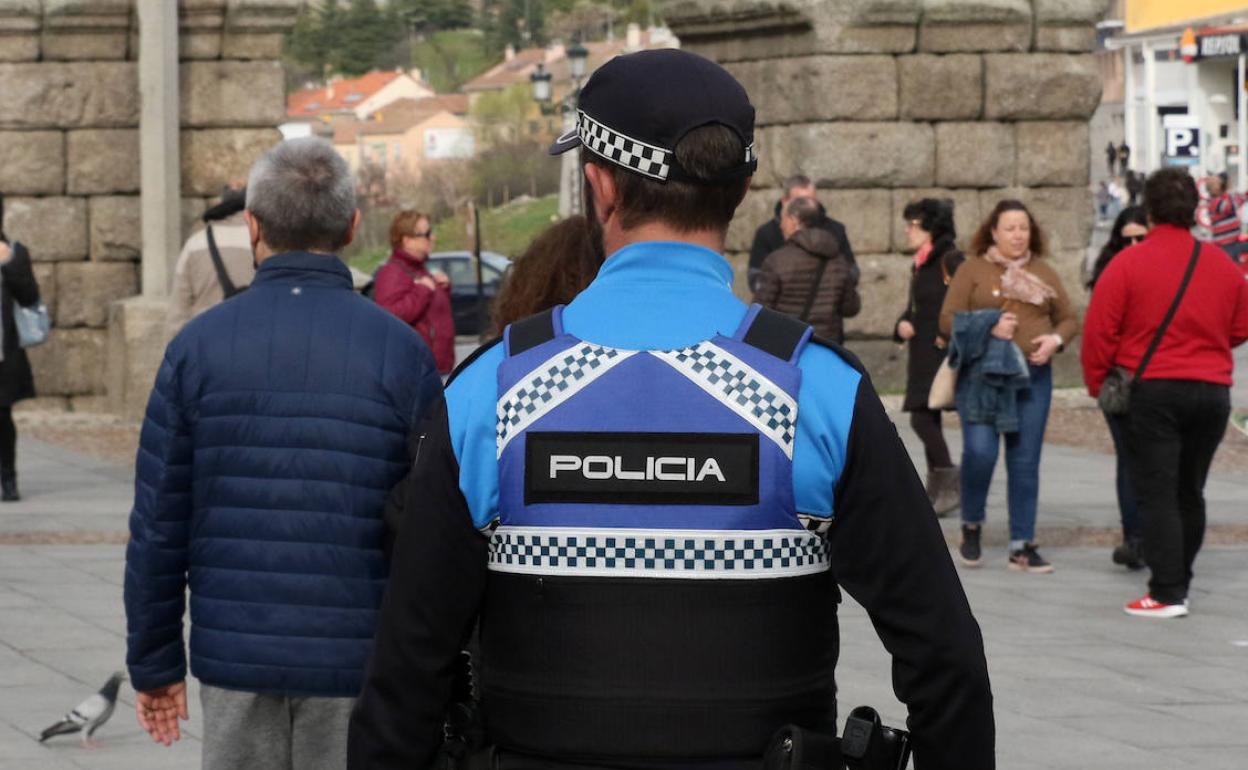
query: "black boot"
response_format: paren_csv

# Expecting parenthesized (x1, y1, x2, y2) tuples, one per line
(1111, 536, 1144, 570)
(1, 469, 19, 502)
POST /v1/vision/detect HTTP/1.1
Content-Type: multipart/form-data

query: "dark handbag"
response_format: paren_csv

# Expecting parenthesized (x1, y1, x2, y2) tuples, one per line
(1098, 239, 1202, 416)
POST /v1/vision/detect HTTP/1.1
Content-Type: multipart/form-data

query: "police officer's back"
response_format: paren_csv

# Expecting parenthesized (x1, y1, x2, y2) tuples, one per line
(348, 50, 994, 770)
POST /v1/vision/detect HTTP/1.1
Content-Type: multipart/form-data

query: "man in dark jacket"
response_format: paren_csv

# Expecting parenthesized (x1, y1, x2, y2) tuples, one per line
(748, 173, 857, 291)
(753, 196, 860, 343)
(123, 137, 442, 770)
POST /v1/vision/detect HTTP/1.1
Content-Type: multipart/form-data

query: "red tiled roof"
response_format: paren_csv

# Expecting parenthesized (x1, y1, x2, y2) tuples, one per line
(287, 70, 403, 117)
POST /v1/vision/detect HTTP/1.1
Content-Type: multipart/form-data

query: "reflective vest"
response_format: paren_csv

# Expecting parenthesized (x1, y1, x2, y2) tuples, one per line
(480, 305, 839, 761)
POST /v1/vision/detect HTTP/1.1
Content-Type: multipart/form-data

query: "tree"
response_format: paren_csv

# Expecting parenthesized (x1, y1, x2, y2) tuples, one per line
(411, 30, 494, 92)
(393, 0, 475, 34)
(332, 0, 402, 77)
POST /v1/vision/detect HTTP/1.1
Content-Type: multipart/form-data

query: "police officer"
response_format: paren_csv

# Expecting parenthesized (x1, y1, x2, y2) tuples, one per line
(348, 49, 994, 770)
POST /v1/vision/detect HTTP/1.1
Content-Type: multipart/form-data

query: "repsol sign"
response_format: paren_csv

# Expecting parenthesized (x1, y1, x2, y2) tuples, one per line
(525, 431, 759, 505)
(1198, 32, 1246, 59)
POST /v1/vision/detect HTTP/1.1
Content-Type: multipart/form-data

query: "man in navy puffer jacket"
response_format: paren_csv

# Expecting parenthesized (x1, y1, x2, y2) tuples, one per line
(124, 137, 441, 770)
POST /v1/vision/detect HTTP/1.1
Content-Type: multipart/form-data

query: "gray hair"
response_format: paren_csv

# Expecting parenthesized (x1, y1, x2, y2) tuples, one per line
(245, 137, 356, 253)
(784, 196, 821, 229)
(783, 174, 812, 196)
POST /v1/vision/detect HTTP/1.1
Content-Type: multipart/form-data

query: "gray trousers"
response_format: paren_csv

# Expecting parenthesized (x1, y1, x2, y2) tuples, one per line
(200, 684, 355, 770)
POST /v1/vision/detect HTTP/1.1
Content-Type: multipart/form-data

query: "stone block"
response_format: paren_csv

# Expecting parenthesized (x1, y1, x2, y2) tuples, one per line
(726, 187, 774, 255)
(69, 395, 109, 413)
(984, 54, 1102, 120)
(977, 186, 1094, 253)
(726, 56, 898, 125)
(181, 60, 286, 128)
(1033, 0, 1111, 24)
(1017, 121, 1089, 187)
(178, 0, 226, 59)
(935, 122, 1015, 188)
(12, 396, 71, 413)
(88, 196, 141, 261)
(26, 327, 107, 396)
(0, 131, 64, 194)
(66, 129, 140, 194)
(223, 0, 301, 59)
(919, 2, 1032, 52)
(54, 261, 139, 328)
(0, 0, 40, 61)
(844, 253, 912, 339)
(2, 197, 87, 261)
(41, 0, 131, 60)
(181, 128, 280, 196)
(842, 338, 907, 393)
(106, 296, 173, 419)
(1035, 26, 1097, 52)
(898, 54, 982, 120)
(0, 62, 138, 129)
(891, 188, 983, 253)
(31, 263, 56, 321)
(758, 122, 934, 189)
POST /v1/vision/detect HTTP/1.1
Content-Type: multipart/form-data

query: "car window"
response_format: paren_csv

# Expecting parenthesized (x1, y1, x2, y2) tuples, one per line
(433, 257, 504, 286)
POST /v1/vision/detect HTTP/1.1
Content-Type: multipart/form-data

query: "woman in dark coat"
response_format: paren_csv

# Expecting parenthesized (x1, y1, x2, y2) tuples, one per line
(0, 229, 40, 501)
(894, 198, 965, 514)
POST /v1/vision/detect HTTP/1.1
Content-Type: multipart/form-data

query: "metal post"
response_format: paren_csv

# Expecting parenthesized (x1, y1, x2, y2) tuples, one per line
(1238, 53, 1246, 189)
(138, 0, 181, 297)
(1124, 44, 1136, 172)
(1144, 40, 1158, 172)
(472, 202, 485, 342)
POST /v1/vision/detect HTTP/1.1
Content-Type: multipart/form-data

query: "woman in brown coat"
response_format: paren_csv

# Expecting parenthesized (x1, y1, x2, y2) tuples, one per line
(939, 199, 1079, 574)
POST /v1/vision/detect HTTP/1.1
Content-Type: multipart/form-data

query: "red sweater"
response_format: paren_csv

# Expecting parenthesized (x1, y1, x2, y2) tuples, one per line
(374, 249, 456, 374)
(1082, 224, 1248, 396)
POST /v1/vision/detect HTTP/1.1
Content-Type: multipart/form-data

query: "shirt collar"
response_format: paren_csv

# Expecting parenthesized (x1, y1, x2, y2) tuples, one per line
(251, 251, 353, 289)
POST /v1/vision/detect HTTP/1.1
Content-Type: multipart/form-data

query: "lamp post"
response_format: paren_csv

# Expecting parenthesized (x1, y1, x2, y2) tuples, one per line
(531, 44, 590, 217)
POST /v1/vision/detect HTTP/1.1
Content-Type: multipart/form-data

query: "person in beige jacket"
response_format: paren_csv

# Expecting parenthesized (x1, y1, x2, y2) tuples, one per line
(167, 186, 256, 334)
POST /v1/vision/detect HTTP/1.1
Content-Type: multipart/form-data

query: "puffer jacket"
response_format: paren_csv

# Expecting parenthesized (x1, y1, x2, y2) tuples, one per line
(124, 251, 442, 697)
(752, 228, 861, 343)
(949, 309, 1030, 433)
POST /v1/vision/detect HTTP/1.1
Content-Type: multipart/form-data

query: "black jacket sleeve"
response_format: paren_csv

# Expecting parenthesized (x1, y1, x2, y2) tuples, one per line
(348, 398, 489, 770)
(829, 370, 994, 770)
(2, 242, 41, 307)
(749, 219, 781, 271)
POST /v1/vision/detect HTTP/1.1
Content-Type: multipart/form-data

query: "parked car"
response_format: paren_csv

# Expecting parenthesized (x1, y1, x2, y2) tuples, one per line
(362, 250, 511, 336)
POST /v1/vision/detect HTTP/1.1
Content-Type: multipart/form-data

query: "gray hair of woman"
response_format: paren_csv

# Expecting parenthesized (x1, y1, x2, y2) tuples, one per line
(245, 137, 357, 254)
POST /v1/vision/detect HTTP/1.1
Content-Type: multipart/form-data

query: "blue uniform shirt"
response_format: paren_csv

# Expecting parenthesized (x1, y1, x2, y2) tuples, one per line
(446, 241, 862, 530)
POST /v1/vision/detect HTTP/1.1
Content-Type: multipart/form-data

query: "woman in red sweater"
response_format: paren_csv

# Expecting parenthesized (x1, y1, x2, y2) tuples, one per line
(375, 210, 455, 375)
(1082, 168, 1248, 619)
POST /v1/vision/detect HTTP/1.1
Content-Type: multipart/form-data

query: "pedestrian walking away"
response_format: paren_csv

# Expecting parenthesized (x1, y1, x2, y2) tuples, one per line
(0, 196, 45, 502)
(1087, 205, 1149, 570)
(747, 173, 858, 293)
(1105, 141, 1117, 177)
(896, 198, 965, 516)
(123, 137, 442, 770)
(940, 200, 1079, 574)
(1082, 168, 1248, 619)
(166, 181, 256, 335)
(349, 48, 994, 770)
(752, 196, 861, 345)
(374, 210, 456, 375)
(1117, 141, 1131, 176)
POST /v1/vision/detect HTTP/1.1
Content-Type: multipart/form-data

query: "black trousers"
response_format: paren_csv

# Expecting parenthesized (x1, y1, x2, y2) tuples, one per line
(908, 409, 953, 471)
(0, 406, 14, 472)
(1125, 380, 1230, 604)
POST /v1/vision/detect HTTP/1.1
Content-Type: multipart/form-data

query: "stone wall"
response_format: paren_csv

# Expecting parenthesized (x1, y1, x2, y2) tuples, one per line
(667, 0, 1108, 389)
(0, 0, 296, 410)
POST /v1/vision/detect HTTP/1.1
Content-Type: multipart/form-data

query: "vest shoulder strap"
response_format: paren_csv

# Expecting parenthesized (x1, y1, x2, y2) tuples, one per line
(505, 307, 560, 357)
(741, 306, 811, 363)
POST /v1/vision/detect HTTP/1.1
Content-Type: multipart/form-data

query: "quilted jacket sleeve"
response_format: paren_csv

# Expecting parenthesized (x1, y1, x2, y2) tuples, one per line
(124, 350, 194, 692)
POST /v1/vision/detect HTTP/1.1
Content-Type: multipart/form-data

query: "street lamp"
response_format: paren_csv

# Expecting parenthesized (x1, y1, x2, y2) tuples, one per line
(567, 42, 589, 81)
(529, 62, 552, 104)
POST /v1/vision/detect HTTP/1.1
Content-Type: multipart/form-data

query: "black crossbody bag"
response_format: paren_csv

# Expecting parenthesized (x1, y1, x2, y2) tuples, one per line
(1098, 239, 1201, 416)
(206, 225, 244, 299)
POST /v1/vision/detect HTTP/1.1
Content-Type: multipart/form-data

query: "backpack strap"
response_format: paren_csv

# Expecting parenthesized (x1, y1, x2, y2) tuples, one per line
(739, 305, 812, 364)
(205, 225, 241, 299)
(505, 306, 564, 357)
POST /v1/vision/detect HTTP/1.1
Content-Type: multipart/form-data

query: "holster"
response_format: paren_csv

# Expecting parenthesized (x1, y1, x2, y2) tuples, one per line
(763, 725, 844, 770)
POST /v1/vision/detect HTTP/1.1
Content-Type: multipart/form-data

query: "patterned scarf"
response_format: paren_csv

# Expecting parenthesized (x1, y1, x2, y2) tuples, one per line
(983, 246, 1057, 306)
(912, 240, 934, 270)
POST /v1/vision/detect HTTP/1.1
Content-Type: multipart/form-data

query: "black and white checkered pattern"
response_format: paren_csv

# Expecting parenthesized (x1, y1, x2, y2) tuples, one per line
(578, 110, 672, 181)
(497, 343, 637, 455)
(654, 343, 798, 457)
(489, 527, 830, 579)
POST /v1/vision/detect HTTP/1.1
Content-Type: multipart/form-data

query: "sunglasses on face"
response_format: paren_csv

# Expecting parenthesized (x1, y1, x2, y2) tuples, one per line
(410, 229, 434, 239)
(1123, 234, 1144, 244)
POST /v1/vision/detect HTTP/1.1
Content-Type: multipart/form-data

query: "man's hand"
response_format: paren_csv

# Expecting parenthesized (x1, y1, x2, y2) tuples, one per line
(135, 681, 188, 746)
(897, 320, 916, 341)
(1028, 334, 1061, 366)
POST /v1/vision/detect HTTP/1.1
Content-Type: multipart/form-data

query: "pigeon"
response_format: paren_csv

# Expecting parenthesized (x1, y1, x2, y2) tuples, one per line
(39, 672, 125, 747)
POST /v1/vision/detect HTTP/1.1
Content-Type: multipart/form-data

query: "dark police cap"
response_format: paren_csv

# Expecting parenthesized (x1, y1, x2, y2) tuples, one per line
(548, 48, 757, 185)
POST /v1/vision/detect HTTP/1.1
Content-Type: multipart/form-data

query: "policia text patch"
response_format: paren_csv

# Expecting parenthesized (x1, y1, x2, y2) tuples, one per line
(525, 432, 760, 505)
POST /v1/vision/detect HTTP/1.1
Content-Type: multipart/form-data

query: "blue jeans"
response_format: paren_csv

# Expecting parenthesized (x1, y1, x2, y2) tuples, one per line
(1103, 410, 1141, 540)
(958, 364, 1052, 546)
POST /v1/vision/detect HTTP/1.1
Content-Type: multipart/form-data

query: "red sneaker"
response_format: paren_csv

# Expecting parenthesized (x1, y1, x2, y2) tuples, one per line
(1124, 595, 1188, 618)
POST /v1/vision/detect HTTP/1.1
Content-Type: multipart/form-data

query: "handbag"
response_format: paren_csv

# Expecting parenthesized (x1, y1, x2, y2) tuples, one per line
(927, 355, 957, 410)
(14, 301, 50, 348)
(1098, 238, 1201, 416)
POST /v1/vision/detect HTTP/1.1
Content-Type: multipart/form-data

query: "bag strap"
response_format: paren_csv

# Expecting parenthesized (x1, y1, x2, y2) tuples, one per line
(205, 225, 241, 299)
(742, 306, 812, 363)
(1135, 238, 1201, 380)
(506, 307, 559, 357)
(798, 257, 830, 324)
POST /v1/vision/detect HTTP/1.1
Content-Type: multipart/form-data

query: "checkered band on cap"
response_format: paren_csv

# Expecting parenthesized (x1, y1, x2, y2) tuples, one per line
(578, 110, 672, 181)
(489, 526, 830, 579)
